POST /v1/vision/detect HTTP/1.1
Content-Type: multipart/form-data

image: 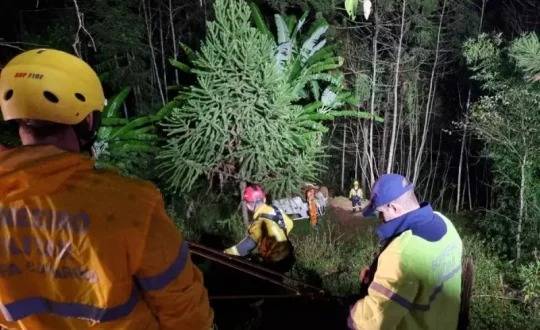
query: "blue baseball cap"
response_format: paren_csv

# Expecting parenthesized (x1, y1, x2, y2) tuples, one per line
(362, 174, 414, 217)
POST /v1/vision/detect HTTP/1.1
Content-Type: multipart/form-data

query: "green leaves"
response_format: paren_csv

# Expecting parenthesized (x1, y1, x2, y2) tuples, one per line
(169, 58, 191, 73)
(465, 33, 540, 261)
(509, 33, 540, 82)
(160, 0, 326, 197)
(103, 87, 130, 119)
(275, 14, 290, 44)
(249, 2, 274, 42)
(345, 0, 372, 20)
(94, 88, 168, 179)
(345, 0, 359, 20)
(161, 0, 378, 197)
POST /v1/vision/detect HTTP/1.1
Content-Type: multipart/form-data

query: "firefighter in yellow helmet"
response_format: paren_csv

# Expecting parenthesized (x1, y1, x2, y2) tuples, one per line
(0, 49, 213, 329)
(349, 180, 364, 213)
(224, 185, 295, 272)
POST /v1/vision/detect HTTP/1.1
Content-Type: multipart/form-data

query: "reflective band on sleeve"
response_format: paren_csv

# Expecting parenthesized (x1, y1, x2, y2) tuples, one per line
(136, 240, 189, 291)
(1, 286, 138, 322)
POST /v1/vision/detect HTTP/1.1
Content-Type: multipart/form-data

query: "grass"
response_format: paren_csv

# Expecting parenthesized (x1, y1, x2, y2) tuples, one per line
(289, 216, 378, 297)
(289, 212, 539, 329)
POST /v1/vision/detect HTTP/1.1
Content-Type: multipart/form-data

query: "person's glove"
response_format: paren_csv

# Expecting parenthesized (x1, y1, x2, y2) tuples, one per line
(223, 246, 240, 256)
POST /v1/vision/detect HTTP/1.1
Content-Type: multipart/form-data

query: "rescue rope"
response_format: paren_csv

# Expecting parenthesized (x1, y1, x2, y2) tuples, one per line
(188, 242, 325, 300)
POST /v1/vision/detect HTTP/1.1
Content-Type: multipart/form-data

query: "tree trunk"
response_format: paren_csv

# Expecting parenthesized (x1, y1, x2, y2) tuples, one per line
(517, 152, 527, 260)
(361, 120, 370, 190)
(368, 5, 380, 186)
(406, 87, 416, 179)
(158, 5, 168, 102)
(412, 0, 446, 185)
(456, 121, 467, 213)
(355, 120, 360, 180)
(479, 0, 488, 33)
(142, 0, 166, 105)
(466, 153, 473, 210)
(341, 122, 348, 194)
(380, 103, 390, 173)
(168, 0, 180, 85)
(387, 0, 407, 173)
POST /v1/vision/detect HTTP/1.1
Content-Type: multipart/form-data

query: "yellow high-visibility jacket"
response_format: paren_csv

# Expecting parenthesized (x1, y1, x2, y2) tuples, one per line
(349, 187, 364, 200)
(349, 205, 462, 330)
(227, 204, 293, 263)
(0, 145, 213, 329)
(249, 204, 293, 262)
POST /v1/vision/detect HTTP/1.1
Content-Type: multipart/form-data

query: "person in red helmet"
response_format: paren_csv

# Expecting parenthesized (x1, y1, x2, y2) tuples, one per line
(224, 185, 295, 271)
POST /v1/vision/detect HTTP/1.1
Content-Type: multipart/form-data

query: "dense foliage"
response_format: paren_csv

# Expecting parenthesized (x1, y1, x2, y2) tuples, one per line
(464, 33, 540, 261)
(159, 0, 376, 198)
(93, 88, 172, 179)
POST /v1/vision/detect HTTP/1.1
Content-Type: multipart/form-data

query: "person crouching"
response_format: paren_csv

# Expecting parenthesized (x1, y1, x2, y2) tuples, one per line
(224, 185, 295, 273)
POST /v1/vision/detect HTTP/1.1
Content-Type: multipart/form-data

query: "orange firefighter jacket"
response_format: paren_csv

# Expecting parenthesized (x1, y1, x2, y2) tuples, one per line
(0, 145, 213, 329)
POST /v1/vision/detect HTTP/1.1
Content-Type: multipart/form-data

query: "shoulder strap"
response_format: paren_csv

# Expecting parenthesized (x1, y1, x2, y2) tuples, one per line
(260, 206, 287, 232)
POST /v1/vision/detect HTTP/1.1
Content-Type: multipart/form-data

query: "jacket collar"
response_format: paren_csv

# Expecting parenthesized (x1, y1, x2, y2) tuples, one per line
(376, 202, 434, 242)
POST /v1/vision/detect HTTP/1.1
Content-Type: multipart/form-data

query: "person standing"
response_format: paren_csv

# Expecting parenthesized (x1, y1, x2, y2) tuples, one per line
(349, 180, 364, 213)
(349, 174, 462, 330)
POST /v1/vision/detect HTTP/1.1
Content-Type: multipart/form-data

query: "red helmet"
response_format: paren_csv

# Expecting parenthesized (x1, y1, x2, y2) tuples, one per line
(243, 185, 266, 203)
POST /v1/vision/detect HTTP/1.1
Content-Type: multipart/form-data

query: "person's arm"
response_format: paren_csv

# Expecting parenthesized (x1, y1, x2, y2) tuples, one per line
(348, 247, 417, 330)
(135, 197, 213, 330)
(349, 189, 354, 199)
(224, 236, 257, 256)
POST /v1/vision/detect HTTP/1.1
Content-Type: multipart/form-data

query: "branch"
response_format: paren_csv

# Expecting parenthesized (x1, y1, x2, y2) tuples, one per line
(0, 40, 49, 49)
(72, 0, 97, 56)
(0, 42, 24, 51)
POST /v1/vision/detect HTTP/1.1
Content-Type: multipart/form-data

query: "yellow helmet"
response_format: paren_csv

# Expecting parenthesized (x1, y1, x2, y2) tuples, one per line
(0, 49, 105, 125)
(354, 180, 359, 186)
